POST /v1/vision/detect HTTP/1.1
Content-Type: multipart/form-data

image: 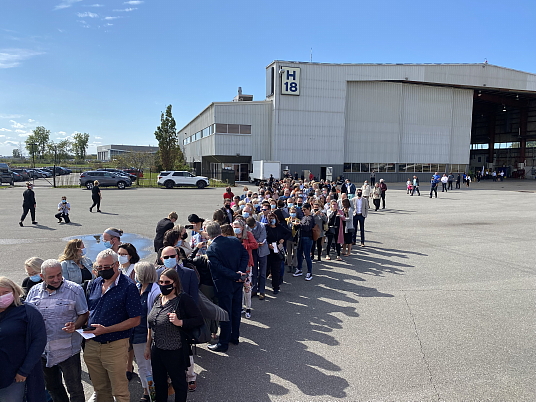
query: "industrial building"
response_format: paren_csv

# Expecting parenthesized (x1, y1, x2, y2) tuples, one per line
(180, 61, 536, 182)
(97, 145, 158, 162)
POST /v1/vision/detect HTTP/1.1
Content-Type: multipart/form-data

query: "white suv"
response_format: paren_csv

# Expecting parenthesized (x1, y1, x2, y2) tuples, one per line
(157, 171, 209, 189)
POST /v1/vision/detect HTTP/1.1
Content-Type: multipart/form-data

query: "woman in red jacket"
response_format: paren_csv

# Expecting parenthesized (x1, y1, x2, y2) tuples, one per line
(232, 219, 258, 319)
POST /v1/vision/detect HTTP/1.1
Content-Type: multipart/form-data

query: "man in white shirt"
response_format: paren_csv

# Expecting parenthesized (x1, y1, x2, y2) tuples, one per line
(352, 190, 369, 246)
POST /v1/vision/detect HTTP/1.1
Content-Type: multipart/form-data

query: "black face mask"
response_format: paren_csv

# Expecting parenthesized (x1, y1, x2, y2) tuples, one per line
(159, 284, 174, 296)
(98, 268, 115, 280)
(181, 233, 188, 240)
(46, 281, 63, 291)
(357, 193, 363, 197)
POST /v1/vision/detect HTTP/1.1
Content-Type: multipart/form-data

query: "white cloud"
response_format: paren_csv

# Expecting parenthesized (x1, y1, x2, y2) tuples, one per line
(0, 128, 12, 132)
(54, 0, 82, 10)
(77, 12, 99, 18)
(0, 135, 5, 138)
(5, 140, 19, 145)
(18, 133, 29, 137)
(15, 129, 26, 133)
(0, 49, 44, 68)
(124, 0, 143, 4)
(104, 16, 120, 20)
(113, 7, 137, 11)
(28, 119, 35, 123)
(10, 120, 24, 129)
(95, 136, 102, 139)
(86, 3, 104, 7)
(0, 114, 22, 119)
(58, 131, 67, 135)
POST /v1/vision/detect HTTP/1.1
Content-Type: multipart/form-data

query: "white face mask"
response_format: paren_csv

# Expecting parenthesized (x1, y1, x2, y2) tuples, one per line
(118, 255, 129, 265)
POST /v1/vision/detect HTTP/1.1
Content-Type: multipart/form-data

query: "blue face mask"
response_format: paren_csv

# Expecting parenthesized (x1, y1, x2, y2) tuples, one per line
(242, 212, 250, 218)
(290, 213, 296, 218)
(287, 203, 294, 208)
(163, 257, 177, 269)
(103, 241, 112, 249)
(270, 219, 276, 225)
(62, 200, 66, 204)
(29, 274, 41, 283)
(80, 248, 87, 256)
(233, 227, 242, 235)
(176, 240, 183, 247)
(240, 205, 245, 210)
(270, 204, 276, 209)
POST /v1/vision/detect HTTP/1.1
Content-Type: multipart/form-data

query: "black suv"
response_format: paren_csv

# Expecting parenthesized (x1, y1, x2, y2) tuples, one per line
(0, 163, 14, 185)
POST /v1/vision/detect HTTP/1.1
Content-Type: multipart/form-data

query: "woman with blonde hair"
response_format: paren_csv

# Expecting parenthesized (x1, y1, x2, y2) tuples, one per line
(59, 239, 93, 284)
(89, 180, 101, 212)
(21, 257, 44, 294)
(0, 277, 47, 402)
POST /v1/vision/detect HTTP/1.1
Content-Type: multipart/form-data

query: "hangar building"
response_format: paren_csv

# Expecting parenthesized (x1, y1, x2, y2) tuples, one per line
(180, 61, 536, 182)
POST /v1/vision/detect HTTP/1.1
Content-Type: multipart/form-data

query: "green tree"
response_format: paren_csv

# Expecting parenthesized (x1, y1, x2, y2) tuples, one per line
(12, 148, 21, 158)
(47, 139, 71, 164)
(25, 126, 50, 159)
(72, 132, 90, 161)
(154, 105, 187, 171)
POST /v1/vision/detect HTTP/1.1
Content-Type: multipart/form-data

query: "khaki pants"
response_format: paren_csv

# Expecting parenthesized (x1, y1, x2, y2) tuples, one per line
(83, 338, 130, 402)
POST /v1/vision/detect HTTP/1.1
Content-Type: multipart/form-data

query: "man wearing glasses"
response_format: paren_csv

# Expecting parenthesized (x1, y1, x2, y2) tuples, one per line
(257, 202, 270, 224)
(83, 249, 142, 402)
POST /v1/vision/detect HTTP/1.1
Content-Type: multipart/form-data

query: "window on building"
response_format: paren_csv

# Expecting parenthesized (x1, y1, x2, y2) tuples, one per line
(240, 125, 251, 134)
(215, 124, 227, 133)
(227, 124, 240, 134)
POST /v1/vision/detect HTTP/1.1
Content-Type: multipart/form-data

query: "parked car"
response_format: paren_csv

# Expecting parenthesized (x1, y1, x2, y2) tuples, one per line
(12, 169, 30, 181)
(157, 171, 209, 189)
(46, 166, 70, 175)
(0, 163, 14, 185)
(122, 168, 143, 178)
(97, 168, 137, 181)
(12, 172, 23, 182)
(79, 171, 132, 189)
(35, 168, 52, 178)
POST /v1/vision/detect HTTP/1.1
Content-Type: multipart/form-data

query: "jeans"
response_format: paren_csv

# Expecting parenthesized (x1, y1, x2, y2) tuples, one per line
(132, 343, 152, 390)
(430, 186, 437, 197)
(411, 186, 420, 196)
(251, 253, 267, 294)
(297, 236, 313, 274)
(217, 282, 243, 348)
(442, 182, 447, 192)
(0, 381, 25, 402)
(353, 215, 365, 244)
(151, 346, 187, 402)
(42, 353, 84, 402)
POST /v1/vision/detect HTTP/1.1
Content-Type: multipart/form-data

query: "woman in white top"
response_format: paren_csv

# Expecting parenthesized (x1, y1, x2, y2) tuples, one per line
(117, 243, 140, 281)
(361, 181, 371, 206)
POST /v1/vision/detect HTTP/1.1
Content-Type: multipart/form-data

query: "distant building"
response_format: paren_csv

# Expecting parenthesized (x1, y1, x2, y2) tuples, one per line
(97, 145, 158, 162)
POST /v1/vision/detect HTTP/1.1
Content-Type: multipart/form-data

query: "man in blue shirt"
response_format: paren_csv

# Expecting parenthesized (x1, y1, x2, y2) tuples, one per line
(26, 259, 88, 402)
(83, 249, 142, 402)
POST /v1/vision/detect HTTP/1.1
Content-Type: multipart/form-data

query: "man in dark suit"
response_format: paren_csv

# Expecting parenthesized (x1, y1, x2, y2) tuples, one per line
(205, 221, 249, 352)
(153, 211, 177, 252)
(220, 198, 234, 225)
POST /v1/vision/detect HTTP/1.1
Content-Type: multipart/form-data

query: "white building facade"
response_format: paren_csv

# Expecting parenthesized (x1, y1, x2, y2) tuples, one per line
(181, 61, 536, 181)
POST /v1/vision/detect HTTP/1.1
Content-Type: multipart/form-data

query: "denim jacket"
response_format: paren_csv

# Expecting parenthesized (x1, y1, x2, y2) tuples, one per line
(61, 257, 94, 285)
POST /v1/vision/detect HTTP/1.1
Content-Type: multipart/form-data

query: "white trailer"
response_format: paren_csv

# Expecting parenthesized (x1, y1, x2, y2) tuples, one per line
(249, 160, 281, 184)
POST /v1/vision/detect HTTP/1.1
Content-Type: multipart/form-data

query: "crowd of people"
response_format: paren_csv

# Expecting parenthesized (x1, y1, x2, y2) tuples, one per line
(2, 174, 409, 402)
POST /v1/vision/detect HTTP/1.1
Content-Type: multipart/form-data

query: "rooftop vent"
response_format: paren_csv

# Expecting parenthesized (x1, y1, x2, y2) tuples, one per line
(233, 87, 253, 102)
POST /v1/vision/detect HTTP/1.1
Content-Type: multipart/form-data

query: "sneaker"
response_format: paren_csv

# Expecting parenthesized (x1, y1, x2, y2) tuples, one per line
(273, 289, 279, 295)
(19, 221, 23, 227)
(188, 381, 197, 392)
(32, 221, 38, 224)
(292, 269, 303, 277)
(245, 309, 251, 319)
(305, 273, 313, 281)
(258, 293, 265, 300)
(241, 308, 246, 315)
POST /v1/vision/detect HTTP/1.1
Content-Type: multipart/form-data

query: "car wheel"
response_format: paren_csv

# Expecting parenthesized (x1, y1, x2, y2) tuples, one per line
(117, 181, 126, 189)
(196, 180, 207, 189)
(86, 181, 94, 190)
(164, 180, 174, 189)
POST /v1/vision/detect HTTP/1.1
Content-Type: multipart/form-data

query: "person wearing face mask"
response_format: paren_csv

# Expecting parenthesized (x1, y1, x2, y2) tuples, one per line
(55, 196, 71, 223)
(311, 203, 328, 262)
(131, 262, 160, 401)
(188, 214, 207, 255)
(352, 190, 369, 247)
(145, 269, 203, 402)
(265, 213, 291, 295)
(22, 257, 44, 295)
(19, 182, 37, 226)
(117, 243, 140, 282)
(285, 206, 300, 273)
(59, 239, 94, 286)
(220, 198, 234, 224)
(157, 247, 199, 305)
(246, 217, 269, 301)
(232, 219, 258, 319)
(102, 227, 123, 253)
(0, 276, 47, 402)
(26, 260, 88, 402)
(84, 249, 142, 402)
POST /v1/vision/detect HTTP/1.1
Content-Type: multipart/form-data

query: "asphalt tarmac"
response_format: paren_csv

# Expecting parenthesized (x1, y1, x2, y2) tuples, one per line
(0, 179, 534, 402)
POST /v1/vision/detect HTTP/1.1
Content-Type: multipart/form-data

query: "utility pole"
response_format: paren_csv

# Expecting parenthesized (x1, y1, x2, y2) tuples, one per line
(29, 143, 37, 184)
(53, 145, 57, 188)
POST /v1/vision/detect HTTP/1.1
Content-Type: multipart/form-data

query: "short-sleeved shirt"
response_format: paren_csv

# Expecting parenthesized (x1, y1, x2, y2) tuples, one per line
(86, 273, 142, 343)
(26, 280, 88, 367)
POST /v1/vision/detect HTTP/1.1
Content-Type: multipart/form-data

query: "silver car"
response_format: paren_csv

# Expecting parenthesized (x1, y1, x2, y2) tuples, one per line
(79, 171, 132, 189)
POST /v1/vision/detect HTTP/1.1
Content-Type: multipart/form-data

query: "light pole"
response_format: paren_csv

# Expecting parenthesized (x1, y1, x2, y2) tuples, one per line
(53, 145, 57, 188)
(29, 143, 37, 184)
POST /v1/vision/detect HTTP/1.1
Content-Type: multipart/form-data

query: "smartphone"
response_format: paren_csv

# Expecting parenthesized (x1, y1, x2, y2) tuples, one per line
(83, 326, 96, 331)
(185, 224, 194, 229)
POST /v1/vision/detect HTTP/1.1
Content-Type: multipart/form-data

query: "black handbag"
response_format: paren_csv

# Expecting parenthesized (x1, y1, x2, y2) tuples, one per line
(327, 226, 336, 235)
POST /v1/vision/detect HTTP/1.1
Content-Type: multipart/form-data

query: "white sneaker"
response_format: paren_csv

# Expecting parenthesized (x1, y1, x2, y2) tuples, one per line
(245, 310, 251, 319)
(293, 269, 303, 277)
(305, 273, 313, 281)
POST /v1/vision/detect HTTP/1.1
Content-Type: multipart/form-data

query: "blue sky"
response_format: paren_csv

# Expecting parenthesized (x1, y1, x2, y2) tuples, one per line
(1, 0, 535, 157)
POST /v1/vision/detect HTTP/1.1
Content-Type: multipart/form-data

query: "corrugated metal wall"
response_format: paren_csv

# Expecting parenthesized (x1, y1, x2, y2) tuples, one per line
(344, 82, 473, 164)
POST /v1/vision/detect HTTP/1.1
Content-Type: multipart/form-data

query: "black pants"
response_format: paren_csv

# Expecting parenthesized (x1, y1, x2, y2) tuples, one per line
(326, 234, 341, 257)
(370, 178, 375, 186)
(151, 346, 187, 402)
(380, 192, 386, 209)
(267, 253, 281, 291)
(448, 181, 453, 190)
(373, 198, 380, 211)
(311, 237, 323, 259)
(21, 205, 35, 222)
(411, 186, 420, 196)
(55, 212, 70, 223)
(442, 183, 447, 192)
(90, 196, 100, 211)
(456, 182, 460, 189)
(217, 282, 242, 347)
(42, 353, 84, 402)
(353, 215, 365, 244)
(430, 187, 437, 197)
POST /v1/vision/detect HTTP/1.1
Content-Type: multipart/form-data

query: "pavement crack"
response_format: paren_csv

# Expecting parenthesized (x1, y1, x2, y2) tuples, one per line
(404, 294, 441, 402)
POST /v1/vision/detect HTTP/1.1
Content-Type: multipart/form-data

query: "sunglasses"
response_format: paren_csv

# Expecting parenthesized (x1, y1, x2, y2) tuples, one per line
(162, 254, 177, 260)
(95, 264, 115, 270)
(159, 280, 173, 285)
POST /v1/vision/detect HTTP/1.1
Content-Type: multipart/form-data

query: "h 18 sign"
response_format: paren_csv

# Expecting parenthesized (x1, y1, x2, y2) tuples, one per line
(281, 67, 300, 96)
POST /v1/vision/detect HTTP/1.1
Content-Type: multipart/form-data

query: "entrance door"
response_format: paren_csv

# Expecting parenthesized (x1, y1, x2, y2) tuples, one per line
(233, 164, 250, 181)
(320, 167, 326, 180)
